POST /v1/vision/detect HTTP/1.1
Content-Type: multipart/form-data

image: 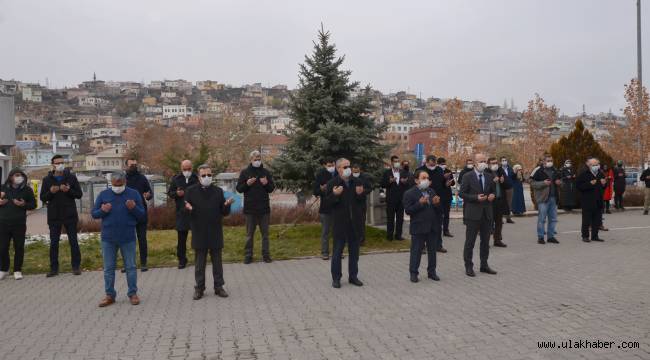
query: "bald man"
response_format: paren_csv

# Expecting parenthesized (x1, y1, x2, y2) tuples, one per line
(168, 160, 199, 268)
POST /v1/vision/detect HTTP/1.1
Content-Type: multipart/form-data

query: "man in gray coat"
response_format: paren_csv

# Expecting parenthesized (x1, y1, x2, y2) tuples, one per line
(460, 153, 497, 277)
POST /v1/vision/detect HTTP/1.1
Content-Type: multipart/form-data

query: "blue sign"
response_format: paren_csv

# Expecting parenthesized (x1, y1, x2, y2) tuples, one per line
(415, 143, 424, 165)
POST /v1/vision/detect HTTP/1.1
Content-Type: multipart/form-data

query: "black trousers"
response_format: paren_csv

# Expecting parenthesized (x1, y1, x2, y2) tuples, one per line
(136, 221, 148, 266)
(177, 230, 189, 264)
(492, 202, 505, 242)
(386, 202, 404, 239)
(194, 248, 224, 290)
(49, 221, 81, 272)
(441, 199, 451, 233)
(331, 224, 360, 281)
(464, 215, 491, 269)
(409, 231, 438, 276)
(244, 214, 270, 258)
(0, 223, 26, 272)
(614, 192, 624, 209)
(581, 209, 601, 240)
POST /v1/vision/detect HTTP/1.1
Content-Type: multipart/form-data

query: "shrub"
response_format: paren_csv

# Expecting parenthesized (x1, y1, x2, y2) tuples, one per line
(623, 186, 646, 207)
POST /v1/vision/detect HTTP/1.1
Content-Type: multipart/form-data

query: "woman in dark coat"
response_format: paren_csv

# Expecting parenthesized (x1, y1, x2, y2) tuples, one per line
(560, 160, 577, 211)
(184, 165, 233, 300)
(511, 164, 526, 215)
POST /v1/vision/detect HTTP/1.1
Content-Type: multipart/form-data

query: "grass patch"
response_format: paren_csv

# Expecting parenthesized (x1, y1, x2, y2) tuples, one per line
(15, 224, 407, 275)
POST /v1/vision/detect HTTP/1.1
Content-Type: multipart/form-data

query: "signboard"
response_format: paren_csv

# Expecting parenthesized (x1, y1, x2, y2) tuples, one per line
(415, 143, 424, 166)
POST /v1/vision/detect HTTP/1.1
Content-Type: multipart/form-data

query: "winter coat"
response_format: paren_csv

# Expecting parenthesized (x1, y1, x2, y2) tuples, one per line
(40, 170, 83, 225)
(236, 164, 275, 215)
(167, 173, 199, 231)
(185, 184, 232, 250)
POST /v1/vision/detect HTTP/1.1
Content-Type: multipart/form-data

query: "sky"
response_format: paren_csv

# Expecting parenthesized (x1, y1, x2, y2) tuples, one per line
(0, 0, 648, 115)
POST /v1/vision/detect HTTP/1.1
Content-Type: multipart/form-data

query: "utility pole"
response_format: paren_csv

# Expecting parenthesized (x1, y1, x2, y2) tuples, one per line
(637, 0, 645, 168)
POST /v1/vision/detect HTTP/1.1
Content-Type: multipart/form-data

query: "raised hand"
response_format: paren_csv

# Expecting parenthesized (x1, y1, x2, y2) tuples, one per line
(176, 189, 185, 197)
(333, 186, 343, 196)
(125, 200, 136, 210)
(247, 177, 257, 186)
(12, 199, 25, 207)
(143, 191, 152, 200)
(260, 177, 269, 186)
(590, 179, 597, 185)
(389, 176, 395, 184)
(487, 194, 496, 202)
(544, 179, 552, 185)
(50, 185, 60, 193)
(185, 201, 193, 211)
(355, 185, 364, 195)
(419, 195, 429, 205)
(432, 195, 441, 205)
(225, 198, 235, 206)
(478, 194, 487, 202)
(60, 184, 70, 192)
(101, 203, 112, 213)
(600, 178, 607, 185)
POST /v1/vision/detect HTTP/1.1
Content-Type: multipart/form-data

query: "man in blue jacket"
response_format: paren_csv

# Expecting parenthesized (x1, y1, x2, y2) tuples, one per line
(92, 171, 145, 307)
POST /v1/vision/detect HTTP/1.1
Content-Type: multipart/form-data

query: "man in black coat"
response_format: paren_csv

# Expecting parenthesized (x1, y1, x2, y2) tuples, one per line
(613, 160, 627, 211)
(125, 158, 153, 271)
(236, 150, 275, 264)
(40, 155, 83, 277)
(404, 169, 442, 283)
(436, 157, 455, 239)
(167, 160, 199, 269)
(184, 164, 234, 300)
(487, 157, 511, 248)
(459, 153, 497, 277)
(457, 158, 474, 225)
(643, 166, 650, 215)
(313, 159, 336, 259)
(352, 164, 372, 245)
(577, 157, 607, 242)
(380, 155, 410, 241)
(326, 158, 366, 289)
(500, 157, 516, 224)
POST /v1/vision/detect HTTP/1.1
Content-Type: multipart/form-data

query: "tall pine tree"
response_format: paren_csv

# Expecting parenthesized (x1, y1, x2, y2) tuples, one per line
(549, 119, 613, 173)
(272, 26, 389, 193)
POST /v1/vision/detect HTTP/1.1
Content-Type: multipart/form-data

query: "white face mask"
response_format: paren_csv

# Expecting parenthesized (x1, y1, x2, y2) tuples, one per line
(439, 164, 447, 170)
(352, 172, 360, 178)
(13, 176, 24, 185)
(200, 176, 212, 187)
(112, 185, 126, 194)
(252, 160, 262, 168)
(326, 166, 335, 173)
(54, 164, 65, 172)
(545, 161, 554, 168)
(565, 163, 572, 168)
(490, 164, 499, 172)
(182, 171, 192, 178)
(501, 161, 508, 166)
(467, 164, 474, 169)
(393, 162, 401, 169)
(342, 168, 352, 178)
(591, 165, 600, 173)
(417, 179, 430, 190)
(426, 165, 436, 170)
(477, 162, 488, 172)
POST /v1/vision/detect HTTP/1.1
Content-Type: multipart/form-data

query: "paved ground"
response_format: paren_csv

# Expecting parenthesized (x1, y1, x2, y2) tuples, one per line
(1, 210, 650, 360)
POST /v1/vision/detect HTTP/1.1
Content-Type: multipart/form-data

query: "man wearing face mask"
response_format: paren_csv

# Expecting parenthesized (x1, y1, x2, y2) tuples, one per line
(436, 157, 455, 240)
(486, 157, 511, 247)
(0, 169, 36, 281)
(125, 158, 153, 272)
(236, 150, 275, 264)
(560, 160, 577, 212)
(458, 158, 474, 225)
(613, 160, 626, 211)
(576, 157, 607, 242)
(380, 155, 410, 241)
(352, 164, 372, 245)
(167, 160, 199, 269)
(403, 169, 442, 283)
(314, 159, 337, 260)
(499, 157, 516, 224)
(92, 171, 145, 307)
(531, 155, 562, 244)
(326, 158, 366, 288)
(40, 155, 83, 277)
(184, 164, 234, 300)
(459, 153, 497, 277)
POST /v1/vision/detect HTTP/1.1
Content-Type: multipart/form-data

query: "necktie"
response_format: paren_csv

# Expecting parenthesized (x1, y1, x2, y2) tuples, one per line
(479, 174, 484, 193)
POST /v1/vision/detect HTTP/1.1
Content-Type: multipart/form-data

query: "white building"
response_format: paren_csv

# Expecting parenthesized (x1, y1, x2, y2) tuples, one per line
(145, 105, 163, 114)
(79, 97, 110, 107)
(162, 105, 193, 119)
(252, 106, 280, 118)
(85, 128, 121, 139)
(85, 145, 127, 172)
(161, 91, 176, 98)
(22, 86, 42, 102)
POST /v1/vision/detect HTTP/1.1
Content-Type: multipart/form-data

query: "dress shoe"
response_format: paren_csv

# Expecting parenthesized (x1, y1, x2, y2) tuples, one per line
(263, 256, 273, 263)
(178, 259, 187, 269)
(72, 268, 82, 276)
(547, 237, 559, 244)
(465, 268, 476, 277)
(244, 257, 253, 264)
(98, 296, 115, 308)
(538, 238, 546, 244)
(193, 289, 204, 300)
(506, 218, 515, 224)
(605, 210, 612, 214)
(120, 268, 126, 273)
(332, 279, 341, 288)
(443, 232, 454, 237)
(410, 274, 419, 283)
(178, 263, 186, 269)
(599, 226, 609, 231)
(215, 287, 229, 298)
(644, 210, 648, 215)
(591, 237, 604, 242)
(129, 295, 141, 305)
(437, 247, 448, 253)
(349, 278, 364, 286)
(46, 271, 58, 278)
(321, 255, 329, 261)
(428, 273, 440, 281)
(386, 236, 394, 241)
(140, 266, 149, 272)
(582, 237, 591, 242)
(480, 267, 497, 275)
(493, 241, 507, 248)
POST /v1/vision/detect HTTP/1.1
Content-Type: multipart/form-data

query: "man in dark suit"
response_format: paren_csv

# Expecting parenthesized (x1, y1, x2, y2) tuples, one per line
(500, 157, 516, 224)
(314, 159, 336, 259)
(380, 155, 410, 241)
(487, 157, 511, 248)
(404, 169, 442, 283)
(436, 157, 455, 239)
(459, 153, 497, 277)
(427, 156, 448, 252)
(577, 157, 607, 242)
(167, 159, 199, 269)
(352, 164, 372, 245)
(326, 158, 367, 289)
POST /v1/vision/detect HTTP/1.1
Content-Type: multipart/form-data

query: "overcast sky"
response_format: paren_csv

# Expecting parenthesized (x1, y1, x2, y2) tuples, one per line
(1, 0, 648, 115)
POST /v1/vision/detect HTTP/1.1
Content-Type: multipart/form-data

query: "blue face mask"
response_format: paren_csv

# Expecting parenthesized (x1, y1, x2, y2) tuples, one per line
(54, 175, 64, 182)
